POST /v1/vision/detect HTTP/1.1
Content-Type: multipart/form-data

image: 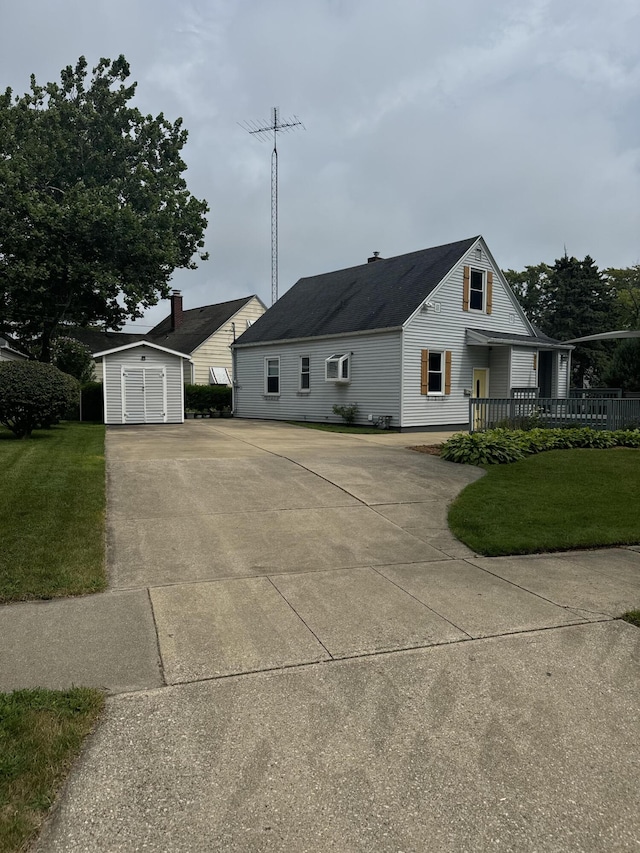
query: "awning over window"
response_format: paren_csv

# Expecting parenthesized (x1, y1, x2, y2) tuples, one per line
(209, 366, 231, 385)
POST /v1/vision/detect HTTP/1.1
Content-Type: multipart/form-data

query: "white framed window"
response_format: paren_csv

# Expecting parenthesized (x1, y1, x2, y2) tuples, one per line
(325, 353, 350, 383)
(469, 268, 485, 311)
(299, 356, 310, 391)
(463, 266, 493, 314)
(428, 351, 444, 394)
(421, 349, 452, 396)
(264, 356, 280, 395)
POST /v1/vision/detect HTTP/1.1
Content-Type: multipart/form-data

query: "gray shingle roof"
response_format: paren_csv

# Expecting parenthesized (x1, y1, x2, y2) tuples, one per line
(63, 328, 146, 352)
(147, 296, 254, 353)
(234, 237, 479, 345)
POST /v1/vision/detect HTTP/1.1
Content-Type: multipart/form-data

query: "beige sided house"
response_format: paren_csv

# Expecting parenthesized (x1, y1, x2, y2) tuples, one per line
(146, 291, 266, 384)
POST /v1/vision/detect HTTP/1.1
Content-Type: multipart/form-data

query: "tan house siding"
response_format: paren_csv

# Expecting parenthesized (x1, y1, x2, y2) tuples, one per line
(191, 296, 265, 384)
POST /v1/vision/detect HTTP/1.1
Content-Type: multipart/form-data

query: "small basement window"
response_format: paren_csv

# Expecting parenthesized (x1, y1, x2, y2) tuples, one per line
(325, 353, 350, 383)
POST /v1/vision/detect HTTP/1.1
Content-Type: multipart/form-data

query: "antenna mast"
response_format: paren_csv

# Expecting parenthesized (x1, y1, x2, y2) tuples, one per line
(241, 107, 304, 305)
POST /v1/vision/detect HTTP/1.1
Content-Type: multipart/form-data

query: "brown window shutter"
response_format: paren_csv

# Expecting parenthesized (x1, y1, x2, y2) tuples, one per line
(421, 349, 429, 395)
(445, 351, 452, 395)
(463, 266, 470, 311)
(533, 353, 537, 371)
(486, 271, 493, 314)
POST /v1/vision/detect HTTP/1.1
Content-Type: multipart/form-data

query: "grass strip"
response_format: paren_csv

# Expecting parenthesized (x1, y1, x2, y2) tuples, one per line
(0, 423, 106, 602)
(0, 688, 104, 853)
(448, 448, 640, 556)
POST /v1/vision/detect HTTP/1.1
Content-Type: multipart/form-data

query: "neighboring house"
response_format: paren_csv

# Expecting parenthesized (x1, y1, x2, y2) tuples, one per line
(65, 291, 266, 385)
(146, 291, 266, 384)
(232, 236, 573, 430)
(93, 341, 192, 424)
(0, 335, 29, 362)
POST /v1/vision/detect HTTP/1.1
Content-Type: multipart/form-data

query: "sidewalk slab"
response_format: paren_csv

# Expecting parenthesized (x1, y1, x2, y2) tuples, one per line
(469, 550, 640, 616)
(0, 590, 162, 694)
(150, 578, 329, 683)
(35, 621, 640, 853)
(109, 505, 448, 588)
(270, 566, 467, 656)
(377, 560, 587, 638)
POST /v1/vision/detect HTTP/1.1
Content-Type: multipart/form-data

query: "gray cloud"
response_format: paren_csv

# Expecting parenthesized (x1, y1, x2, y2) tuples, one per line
(1, 0, 638, 330)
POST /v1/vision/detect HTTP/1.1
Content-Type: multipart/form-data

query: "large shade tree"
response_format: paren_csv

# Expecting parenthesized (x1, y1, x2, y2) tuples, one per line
(0, 56, 209, 361)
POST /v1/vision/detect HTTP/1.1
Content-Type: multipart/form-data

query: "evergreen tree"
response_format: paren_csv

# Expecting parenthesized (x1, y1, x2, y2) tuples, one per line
(506, 253, 617, 387)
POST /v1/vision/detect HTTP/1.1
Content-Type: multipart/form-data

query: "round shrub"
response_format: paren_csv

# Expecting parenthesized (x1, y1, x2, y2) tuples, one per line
(0, 361, 80, 438)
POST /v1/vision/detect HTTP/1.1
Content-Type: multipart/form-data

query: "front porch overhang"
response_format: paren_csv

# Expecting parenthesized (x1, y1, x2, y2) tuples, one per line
(466, 328, 573, 351)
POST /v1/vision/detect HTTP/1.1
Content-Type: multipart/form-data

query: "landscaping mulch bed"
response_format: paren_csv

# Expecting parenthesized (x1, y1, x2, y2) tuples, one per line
(408, 445, 442, 456)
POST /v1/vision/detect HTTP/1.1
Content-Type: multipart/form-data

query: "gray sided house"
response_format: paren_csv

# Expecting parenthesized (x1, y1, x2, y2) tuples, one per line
(232, 236, 573, 430)
(94, 341, 192, 425)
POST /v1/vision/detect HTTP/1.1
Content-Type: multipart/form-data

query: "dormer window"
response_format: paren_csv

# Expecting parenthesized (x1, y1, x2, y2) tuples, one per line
(470, 269, 485, 311)
(463, 266, 493, 314)
(325, 353, 350, 383)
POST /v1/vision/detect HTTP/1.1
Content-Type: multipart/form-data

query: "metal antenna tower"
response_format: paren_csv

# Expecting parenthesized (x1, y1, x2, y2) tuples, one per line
(241, 107, 304, 305)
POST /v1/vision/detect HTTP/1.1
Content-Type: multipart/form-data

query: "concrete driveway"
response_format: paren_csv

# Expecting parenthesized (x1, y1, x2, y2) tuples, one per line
(2, 420, 639, 851)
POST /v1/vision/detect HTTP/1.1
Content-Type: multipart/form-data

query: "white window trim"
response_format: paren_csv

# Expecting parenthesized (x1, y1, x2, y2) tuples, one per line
(427, 350, 445, 396)
(299, 355, 311, 393)
(469, 267, 485, 312)
(264, 356, 280, 396)
(325, 353, 350, 383)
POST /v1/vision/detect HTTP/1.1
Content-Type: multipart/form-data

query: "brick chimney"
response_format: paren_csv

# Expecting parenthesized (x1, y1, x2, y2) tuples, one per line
(170, 290, 183, 330)
(368, 251, 383, 263)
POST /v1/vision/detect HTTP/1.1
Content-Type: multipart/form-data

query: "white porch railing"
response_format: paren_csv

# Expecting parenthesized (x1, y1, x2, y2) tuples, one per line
(469, 397, 640, 433)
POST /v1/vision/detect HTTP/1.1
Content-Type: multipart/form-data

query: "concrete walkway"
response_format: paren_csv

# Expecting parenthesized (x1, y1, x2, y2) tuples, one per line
(1, 420, 639, 851)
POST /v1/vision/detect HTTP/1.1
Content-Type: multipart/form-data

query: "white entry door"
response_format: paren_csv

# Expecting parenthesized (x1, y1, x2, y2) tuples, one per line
(122, 367, 167, 423)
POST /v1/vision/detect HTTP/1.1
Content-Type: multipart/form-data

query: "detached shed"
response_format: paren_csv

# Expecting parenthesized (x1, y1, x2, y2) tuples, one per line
(93, 341, 192, 425)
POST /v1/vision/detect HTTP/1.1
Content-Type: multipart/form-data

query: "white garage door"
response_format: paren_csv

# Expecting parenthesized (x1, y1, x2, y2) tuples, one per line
(122, 367, 167, 423)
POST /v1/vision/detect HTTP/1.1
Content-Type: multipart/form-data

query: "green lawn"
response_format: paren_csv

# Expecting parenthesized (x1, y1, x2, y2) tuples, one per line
(448, 448, 640, 556)
(0, 422, 106, 602)
(0, 688, 104, 853)
(286, 421, 399, 434)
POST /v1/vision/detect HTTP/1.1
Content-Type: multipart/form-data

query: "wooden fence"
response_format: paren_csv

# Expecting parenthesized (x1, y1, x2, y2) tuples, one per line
(469, 397, 640, 433)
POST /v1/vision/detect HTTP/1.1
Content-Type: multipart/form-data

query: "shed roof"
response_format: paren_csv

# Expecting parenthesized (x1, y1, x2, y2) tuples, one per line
(234, 237, 479, 345)
(93, 341, 192, 359)
(147, 296, 256, 353)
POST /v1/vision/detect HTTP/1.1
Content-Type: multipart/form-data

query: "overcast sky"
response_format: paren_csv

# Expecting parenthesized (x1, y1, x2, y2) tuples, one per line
(2, 0, 639, 330)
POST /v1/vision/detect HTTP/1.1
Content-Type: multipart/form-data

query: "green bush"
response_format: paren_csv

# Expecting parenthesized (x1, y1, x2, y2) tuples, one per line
(0, 361, 79, 438)
(184, 384, 232, 412)
(332, 403, 359, 424)
(441, 426, 640, 465)
(440, 431, 525, 465)
(51, 336, 95, 383)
